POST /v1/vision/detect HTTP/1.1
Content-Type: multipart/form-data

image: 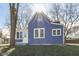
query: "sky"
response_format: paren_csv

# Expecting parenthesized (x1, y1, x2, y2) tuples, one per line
(0, 3, 9, 28)
(0, 3, 52, 29)
(1, 3, 79, 29)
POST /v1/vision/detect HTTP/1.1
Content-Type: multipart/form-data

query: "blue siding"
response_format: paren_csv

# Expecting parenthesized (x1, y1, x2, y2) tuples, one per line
(28, 13, 64, 45)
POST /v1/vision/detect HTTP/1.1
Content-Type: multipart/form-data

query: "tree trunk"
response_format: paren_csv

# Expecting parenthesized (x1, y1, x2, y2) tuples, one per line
(9, 3, 19, 47)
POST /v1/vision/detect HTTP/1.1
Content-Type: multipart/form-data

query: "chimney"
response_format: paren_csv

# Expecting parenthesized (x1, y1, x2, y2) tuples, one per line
(53, 21, 60, 24)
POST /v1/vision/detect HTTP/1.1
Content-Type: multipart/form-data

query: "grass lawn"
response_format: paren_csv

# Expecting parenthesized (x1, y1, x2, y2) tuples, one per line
(9, 45, 79, 56)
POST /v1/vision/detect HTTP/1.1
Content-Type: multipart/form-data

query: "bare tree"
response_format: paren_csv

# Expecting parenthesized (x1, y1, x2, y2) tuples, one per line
(50, 3, 79, 40)
(9, 3, 19, 47)
(61, 4, 79, 40)
(50, 3, 60, 21)
(5, 4, 31, 46)
(0, 30, 2, 38)
(17, 4, 32, 29)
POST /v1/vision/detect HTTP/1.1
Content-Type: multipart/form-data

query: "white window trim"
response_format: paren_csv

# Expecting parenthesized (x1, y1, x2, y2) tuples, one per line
(16, 32, 19, 39)
(34, 28, 45, 39)
(52, 29, 61, 36)
(16, 31, 23, 39)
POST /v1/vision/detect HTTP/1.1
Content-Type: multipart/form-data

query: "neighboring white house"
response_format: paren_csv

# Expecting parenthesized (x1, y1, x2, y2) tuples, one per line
(15, 27, 28, 45)
(2, 26, 28, 45)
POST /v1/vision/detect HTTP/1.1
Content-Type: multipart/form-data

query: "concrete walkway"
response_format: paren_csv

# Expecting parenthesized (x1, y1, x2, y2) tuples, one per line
(66, 43, 79, 46)
(2, 48, 15, 56)
(0, 44, 10, 56)
(0, 47, 4, 55)
(0, 44, 10, 47)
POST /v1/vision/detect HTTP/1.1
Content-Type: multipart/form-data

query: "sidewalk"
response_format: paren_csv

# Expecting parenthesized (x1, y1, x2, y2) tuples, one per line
(66, 43, 79, 46)
(0, 44, 14, 56)
(2, 48, 15, 56)
(0, 47, 4, 55)
(0, 44, 10, 47)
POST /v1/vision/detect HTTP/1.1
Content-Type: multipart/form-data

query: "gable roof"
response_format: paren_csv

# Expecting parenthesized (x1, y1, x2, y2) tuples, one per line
(29, 12, 50, 23)
(29, 12, 63, 26)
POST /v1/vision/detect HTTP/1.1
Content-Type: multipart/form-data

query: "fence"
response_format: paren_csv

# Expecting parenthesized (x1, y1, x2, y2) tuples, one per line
(66, 40, 79, 43)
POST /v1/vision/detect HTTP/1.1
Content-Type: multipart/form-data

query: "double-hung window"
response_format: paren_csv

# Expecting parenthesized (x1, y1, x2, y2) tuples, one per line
(52, 29, 61, 36)
(34, 28, 45, 39)
(17, 32, 23, 39)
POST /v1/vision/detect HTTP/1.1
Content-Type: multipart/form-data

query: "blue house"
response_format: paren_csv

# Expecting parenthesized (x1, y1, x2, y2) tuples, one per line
(28, 12, 64, 45)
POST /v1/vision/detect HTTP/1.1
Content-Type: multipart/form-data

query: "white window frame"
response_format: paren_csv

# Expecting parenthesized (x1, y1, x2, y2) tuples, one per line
(16, 31, 23, 39)
(16, 32, 19, 39)
(52, 29, 61, 36)
(34, 28, 45, 39)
